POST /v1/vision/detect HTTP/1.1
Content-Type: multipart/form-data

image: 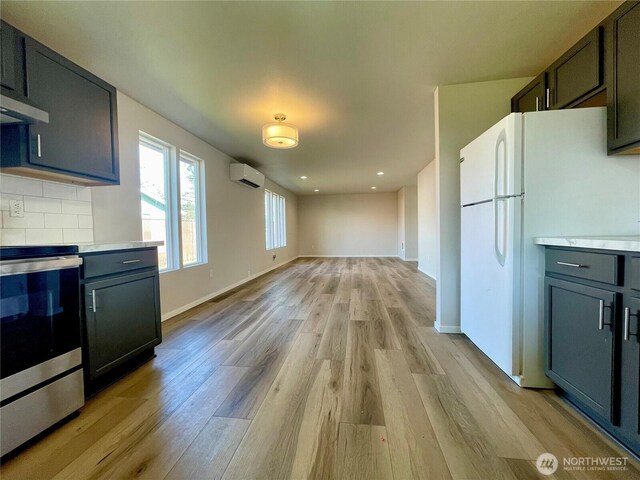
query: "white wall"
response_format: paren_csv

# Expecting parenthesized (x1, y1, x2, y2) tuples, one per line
(0, 174, 94, 245)
(298, 193, 397, 256)
(397, 186, 417, 260)
(92, 92, 298, 319)
(417, 161, 436, 278)
(434, 78, 532, 333)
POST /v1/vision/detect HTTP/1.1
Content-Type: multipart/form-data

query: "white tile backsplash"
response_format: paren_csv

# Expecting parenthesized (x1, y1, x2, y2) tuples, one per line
(0, 173, 94, 246)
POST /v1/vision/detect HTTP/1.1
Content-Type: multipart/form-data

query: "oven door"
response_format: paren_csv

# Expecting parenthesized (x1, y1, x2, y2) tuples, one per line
(0, 257, 82, 384)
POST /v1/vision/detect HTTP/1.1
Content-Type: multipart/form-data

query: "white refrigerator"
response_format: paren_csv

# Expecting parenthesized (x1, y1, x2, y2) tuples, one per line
(460, 107, 640, 388)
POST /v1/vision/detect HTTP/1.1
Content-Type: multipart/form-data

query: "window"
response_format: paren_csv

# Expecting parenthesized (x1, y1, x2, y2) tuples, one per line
(265, 189, 286, 250)
(139, 134, 175, 271)
(139, 133, 206, 271)
(179, 151, 206, 266)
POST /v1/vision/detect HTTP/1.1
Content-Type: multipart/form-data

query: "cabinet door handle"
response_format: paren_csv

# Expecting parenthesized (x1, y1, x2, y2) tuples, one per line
(598, 299, 605, 330)
(546, 88, 550, 108)
(90, 290, 97, 313)
(535, 97, 539, 112)
(121, 259, 141, 264)
(37, 134, 42, 157)
(624, 308, 630, 341)
(556, 261, 584, 268)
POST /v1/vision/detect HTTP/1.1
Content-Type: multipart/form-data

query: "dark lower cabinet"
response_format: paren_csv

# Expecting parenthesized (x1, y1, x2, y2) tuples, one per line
(81, 247, 161, 394)
(620, 296, 640, 444)
(545, 247, 639, 457)
(546, 278, 615, 420)
(84, 272, 161, 381)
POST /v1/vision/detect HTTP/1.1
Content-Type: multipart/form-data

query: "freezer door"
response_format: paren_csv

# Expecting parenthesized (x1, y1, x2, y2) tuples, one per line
(460, 197, 521, 378)
(460, 113, 522, 206)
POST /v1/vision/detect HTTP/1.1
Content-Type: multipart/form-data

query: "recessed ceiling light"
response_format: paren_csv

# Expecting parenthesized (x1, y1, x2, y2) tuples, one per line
(371, 186, 377, 190)
(300, 176, 307, 179)
(377, 171, 384, 176)
(314, 189, 319, 192)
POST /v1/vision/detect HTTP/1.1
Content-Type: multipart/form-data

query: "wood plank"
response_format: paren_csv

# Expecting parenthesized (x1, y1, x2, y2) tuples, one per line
(374, 349, 452, 479)
(336, 424, 393, 480)
(290, 359, 343, 480)
(317, 303, 349, 360)
(341, 321, 385, 426)
(164, 417, 250, 480)
(368, 300, 401, 350)
(387, 307, 440, 374)
(221, 333, 323, 480)
(88, 366, 247, 479)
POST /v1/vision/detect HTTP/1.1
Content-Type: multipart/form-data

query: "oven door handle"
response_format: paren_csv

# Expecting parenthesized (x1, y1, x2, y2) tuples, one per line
(0, 256, 83, 276)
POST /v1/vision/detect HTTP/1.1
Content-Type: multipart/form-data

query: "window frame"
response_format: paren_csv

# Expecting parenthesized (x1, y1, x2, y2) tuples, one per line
(138, 132, 179, 272)
(265, 189, 287, 251)
(178, 150, 207, 267)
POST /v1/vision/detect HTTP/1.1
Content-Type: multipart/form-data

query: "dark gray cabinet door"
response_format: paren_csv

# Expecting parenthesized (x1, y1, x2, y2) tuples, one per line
(547, 27, 603, 110)
(84, 271, 161, 381)
(24, 37, 119, 183)
(607, 2, 640, 154)
(545, 278, 616, 421)
(620, 296, 640, 447)
(0, 22, 18, 92)
(511, 73, 546, 113)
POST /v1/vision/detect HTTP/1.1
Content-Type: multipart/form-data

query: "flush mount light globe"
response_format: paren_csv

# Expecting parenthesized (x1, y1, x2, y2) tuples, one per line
(262, 113, 299, 149)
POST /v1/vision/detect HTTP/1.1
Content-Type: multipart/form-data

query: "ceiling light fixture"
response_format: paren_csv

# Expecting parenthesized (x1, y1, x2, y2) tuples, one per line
(262, 113, 299, 149)
(377, 171, 384, 176)
(300, 176, 308, 179)
(371, 186, 377, 190)
(314, 189, 320, 192)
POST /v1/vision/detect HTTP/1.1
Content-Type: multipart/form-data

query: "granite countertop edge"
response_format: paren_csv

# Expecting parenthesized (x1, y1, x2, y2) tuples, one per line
(533, 236, 640, 253)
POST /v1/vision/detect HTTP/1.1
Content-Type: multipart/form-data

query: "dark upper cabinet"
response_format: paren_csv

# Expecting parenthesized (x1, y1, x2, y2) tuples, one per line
(0, 22, 119, 185)
(510, 1, 640, 154)
(0, 22, 19, 93)
(23, 38, 119, 183)
(545, 277, 616, 422)
(606, 1, 640, 154)
(511, 73, 546, 113)
(546, 27, 603, 110)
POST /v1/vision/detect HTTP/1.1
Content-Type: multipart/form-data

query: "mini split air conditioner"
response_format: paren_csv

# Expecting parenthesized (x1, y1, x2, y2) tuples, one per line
(230, 163, 265, 189)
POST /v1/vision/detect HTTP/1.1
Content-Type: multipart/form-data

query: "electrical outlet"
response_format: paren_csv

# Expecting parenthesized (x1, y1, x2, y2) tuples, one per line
(272, 254, 276, 261)
(9, 199, 24, 218)
(209, 269, 214, 279)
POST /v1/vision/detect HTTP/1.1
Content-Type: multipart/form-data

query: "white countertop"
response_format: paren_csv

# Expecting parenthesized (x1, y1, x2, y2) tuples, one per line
(534, 236, 640, 252)
(77, 241, 163, 253)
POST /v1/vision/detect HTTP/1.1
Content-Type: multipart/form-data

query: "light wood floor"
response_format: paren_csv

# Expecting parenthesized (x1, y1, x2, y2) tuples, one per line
(2, 257, 638, 479)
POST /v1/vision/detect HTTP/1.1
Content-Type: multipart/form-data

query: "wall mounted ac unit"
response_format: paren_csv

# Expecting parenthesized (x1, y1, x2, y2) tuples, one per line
(230, 163, 265, 189)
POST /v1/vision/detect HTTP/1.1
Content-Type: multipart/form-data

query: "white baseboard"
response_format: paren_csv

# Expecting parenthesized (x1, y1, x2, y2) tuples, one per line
(404, 257, 418, 262)
(417, 266, 436, 281)
(161, 256, 300, 322)
(434, 322, 462, 334)
(299, 254, 400, 258)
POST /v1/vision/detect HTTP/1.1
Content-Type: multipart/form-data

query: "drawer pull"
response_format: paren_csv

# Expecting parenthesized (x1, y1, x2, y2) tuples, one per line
(624, 307, 639, 341)
(556, 261, 585, 268)
(121, 260, 141, 264)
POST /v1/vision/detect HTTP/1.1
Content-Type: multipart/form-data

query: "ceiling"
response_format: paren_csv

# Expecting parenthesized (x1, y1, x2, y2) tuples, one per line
(2, 1, 621, 195)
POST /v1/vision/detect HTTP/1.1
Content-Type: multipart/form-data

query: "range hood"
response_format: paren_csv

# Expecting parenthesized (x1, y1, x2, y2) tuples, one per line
(0, 94, 49, 125)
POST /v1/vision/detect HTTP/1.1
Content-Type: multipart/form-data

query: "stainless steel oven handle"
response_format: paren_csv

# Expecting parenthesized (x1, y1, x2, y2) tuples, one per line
(0, 256, 83, 276)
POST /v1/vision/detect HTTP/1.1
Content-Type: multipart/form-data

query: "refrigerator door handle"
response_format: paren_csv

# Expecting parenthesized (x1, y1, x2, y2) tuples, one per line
(494, 129, 507, 198)
(494, 197, 507, 266)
